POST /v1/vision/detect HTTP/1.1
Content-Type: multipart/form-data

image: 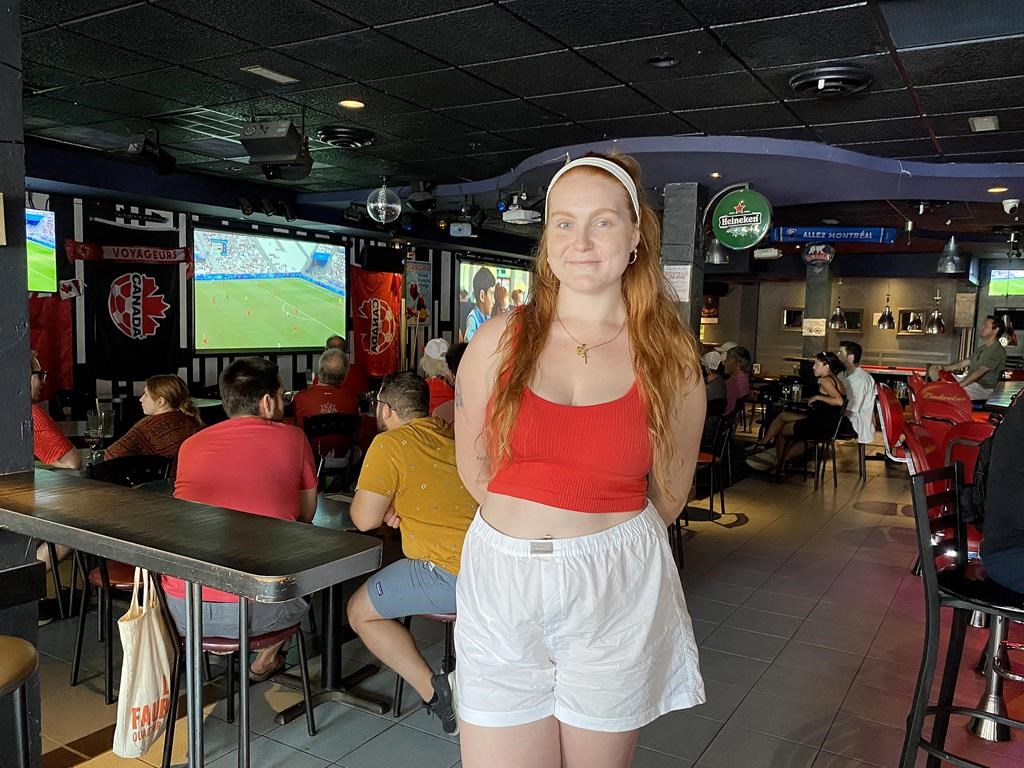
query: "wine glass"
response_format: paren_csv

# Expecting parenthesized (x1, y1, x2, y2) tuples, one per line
(85, 410, 104, 464)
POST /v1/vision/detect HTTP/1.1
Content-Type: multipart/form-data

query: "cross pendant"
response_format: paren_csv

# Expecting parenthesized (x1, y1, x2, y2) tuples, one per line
(576, 344, 589, 364)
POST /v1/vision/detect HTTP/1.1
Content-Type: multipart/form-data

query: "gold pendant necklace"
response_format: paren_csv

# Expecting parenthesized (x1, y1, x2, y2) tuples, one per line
(556, 314, 626, 365)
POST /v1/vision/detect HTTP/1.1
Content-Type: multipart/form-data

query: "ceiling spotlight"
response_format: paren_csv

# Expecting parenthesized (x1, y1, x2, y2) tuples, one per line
(646, 54, 678, 68)
(705, 237, 729, 265)
(437, 217, 448, 231)
(496, 196, 510, 213)
(400, 213, 415, 233)
(277, 201, 296, 221)
(989, 186, 1010, 194)
(969, 115, 1000, 133)
(459, 198, 479, 217)
(406, 181, 436, 214)
(338, 99, 365, 109)
(936, 235, 964, 273)
(822, 218, 840, 225)
(708, 171, 722, 179)
(238, 197, 254, 217)
(259, 197, 276, 216)
(471, 210, 487, 229)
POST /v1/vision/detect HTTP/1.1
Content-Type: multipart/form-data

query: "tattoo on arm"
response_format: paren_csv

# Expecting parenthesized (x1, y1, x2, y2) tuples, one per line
(455, 383, 465, 409)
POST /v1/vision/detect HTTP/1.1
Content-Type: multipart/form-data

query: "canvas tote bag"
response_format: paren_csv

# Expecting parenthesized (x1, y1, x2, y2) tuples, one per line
(113, 567, 176, 757)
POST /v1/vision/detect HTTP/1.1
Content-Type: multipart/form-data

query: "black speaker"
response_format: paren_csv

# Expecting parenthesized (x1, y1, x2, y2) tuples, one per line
(359, 244, 406, 273)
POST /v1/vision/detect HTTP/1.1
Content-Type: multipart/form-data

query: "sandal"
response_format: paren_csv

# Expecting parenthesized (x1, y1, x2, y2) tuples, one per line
(248, 653, 286, 683)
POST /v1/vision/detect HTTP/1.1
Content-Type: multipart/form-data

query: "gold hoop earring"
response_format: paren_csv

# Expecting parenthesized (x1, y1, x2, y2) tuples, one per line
(628, 250, 638, 265)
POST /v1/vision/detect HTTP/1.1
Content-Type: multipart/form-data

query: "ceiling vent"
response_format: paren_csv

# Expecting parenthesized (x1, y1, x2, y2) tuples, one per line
(315, 124, 375, 149)
(789, 65, 872, 98)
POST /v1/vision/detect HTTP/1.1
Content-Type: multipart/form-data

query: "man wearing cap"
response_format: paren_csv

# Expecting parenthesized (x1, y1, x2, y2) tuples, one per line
(702, 350, 726, 404)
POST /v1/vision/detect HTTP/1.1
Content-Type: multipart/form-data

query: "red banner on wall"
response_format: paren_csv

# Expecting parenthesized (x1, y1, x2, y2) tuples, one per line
(29, 295, 74, 399)
(65, 239, 193, 266)
(350, 266, 402, 378)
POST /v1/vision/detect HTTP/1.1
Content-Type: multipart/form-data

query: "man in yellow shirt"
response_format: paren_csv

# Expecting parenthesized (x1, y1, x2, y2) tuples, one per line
(347, 371, 476, 735)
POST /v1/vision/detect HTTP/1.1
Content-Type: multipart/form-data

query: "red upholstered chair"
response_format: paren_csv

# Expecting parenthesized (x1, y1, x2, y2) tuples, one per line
(914, 400, 970, 450)
(916, 381, 990, 423)
(908, 371, 927, 400)
(875, 384, 908, 463)
(942, 421, 996, 486)
(938, 370, 958, 384)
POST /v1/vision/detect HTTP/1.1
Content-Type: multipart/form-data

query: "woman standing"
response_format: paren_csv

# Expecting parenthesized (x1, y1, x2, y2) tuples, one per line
(104, 374, 203, 473)
(454, 153, 705, 768)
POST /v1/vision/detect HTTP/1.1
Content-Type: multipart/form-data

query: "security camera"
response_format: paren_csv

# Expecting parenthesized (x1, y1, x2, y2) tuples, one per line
(1004, 199, 1021, 215)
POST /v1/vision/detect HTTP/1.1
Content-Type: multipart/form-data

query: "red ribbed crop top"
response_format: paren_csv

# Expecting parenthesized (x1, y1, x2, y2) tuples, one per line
(487, 381, 653, 513)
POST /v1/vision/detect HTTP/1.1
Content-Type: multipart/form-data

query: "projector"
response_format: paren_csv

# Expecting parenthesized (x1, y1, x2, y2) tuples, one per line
(239, 120, 312, 180)
(753, 247, 782, 260)
(125, 133, 176, 175)
(502, 206, 541, 225)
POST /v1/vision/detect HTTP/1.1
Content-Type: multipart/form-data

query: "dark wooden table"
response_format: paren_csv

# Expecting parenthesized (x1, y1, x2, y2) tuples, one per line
(0, 470, 381, 768)
(984, 381, 1024, 413)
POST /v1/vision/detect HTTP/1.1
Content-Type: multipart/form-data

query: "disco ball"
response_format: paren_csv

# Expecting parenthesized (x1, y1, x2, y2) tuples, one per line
(366, 185, 402, 224)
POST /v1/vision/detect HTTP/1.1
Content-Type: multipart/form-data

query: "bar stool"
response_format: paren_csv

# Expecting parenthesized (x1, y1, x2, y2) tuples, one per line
(900, 463, 1024, 768)
(70, 558, 135, 704)
(0, 635, 39, 768)
(393, 613, 456, 718)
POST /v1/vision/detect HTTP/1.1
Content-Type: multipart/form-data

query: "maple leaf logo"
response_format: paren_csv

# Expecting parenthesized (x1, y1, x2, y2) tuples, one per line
(108, 272, 170, 340)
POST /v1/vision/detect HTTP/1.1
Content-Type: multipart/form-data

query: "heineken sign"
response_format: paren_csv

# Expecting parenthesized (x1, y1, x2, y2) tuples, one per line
(711, 189, 772, 250)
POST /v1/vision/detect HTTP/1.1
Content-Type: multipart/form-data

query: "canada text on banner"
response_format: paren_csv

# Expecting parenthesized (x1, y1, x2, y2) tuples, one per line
(65, 239, 193, 264)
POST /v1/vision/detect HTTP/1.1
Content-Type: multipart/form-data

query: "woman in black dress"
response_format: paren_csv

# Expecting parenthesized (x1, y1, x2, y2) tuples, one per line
(755, 352, 846, 477)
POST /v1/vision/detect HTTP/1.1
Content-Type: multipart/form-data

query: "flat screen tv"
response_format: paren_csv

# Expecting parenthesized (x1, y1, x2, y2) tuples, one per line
(193, 228, 346, 352)
(456, 257, 532, 342)
(26, 208, 57, 293)
(989, 269, 1024, 296)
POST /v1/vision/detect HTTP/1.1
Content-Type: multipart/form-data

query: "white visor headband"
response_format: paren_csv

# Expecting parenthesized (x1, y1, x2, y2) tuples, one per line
(544, 157, 641, 223)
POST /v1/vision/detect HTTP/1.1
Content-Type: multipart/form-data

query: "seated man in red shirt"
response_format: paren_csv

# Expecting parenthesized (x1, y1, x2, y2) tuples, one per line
(293, 348, 359, 460)
(326, 335, 370, 402)
(161, 357, 317, 680)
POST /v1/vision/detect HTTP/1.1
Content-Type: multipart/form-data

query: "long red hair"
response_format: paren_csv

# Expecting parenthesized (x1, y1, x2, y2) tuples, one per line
(484, 152, 702, 500)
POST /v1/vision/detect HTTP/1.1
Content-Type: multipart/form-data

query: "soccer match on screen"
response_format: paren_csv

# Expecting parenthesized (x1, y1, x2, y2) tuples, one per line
(26, 208, 57, 293)
(193, 228, 347, 352)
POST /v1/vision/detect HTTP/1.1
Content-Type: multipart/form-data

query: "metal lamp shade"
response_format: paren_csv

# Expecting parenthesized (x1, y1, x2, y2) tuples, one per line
(705, 237, 730, 265)
(877, 302, 896, 330)
(828, 303, 847, 329)
(936, 236, 964, 273)
(926, 310, 945, 334)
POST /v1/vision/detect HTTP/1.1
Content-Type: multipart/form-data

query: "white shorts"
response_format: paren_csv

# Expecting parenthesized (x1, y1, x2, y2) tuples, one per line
(454, 502, 705, 732)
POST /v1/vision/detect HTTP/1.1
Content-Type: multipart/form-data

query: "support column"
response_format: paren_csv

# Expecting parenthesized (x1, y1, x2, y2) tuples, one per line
(661, 182, 707, 333)
(1, 1, 42, 766)
(802, 265, 833, 358)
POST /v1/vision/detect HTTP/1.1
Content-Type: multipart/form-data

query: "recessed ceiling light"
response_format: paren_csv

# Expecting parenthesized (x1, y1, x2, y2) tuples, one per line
(239, 65, 300, 85)
(969, 115, 1000, 133)
(646, 55, 677, 68)
(989, 186, 1010, 194)
(708, 171, 721, 178)
(822, 218, 840, 225)
(338, 99, 365, 109)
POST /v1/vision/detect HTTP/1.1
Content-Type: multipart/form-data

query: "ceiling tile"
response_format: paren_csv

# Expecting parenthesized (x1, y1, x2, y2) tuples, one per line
(82, 118, 206, 146)
(20, 16, 50, 33)
(582, 113, 697, 139)
(728, 125, 819, 141)
(898, 36, 1024, 87)
(114, 68, 261, 108)
(366, 140, 452, 163)
(370, 110, 476, 141)
(916, 76, 1024, 114)
(937, 130, 1024, 155)
(836, 138, 938, 158)
(381, 5, 561, 66)
(579, 30, 743, 84)
(529, 86, 662, 122)
(368, 69, 512, 110)
(635, 71, 776, 111)
(465, 51, 617, 97)
(675, 102, 801, 133)
(317, 0, 483, 25)
(494, 123, 600, 150)
(20, 0, 138, 23)
(754, 54, 906, 101)
(23, 28, 165, 79)
(879, 0, 1024, 48)
(942, 149, 1024, 163)
(505, 0, 700, 46)
(440, 99, 563, 131)
(49, 81, 189, 117)
(422, 131, 529, 155)
(31, 124, 143, 151)
(189, 50, 341, 94)
(680, 0, 854, 25)
(713, 5, 888, 69)
(69, 5, 255, 65)
(786, 88, 918, 123)
(284, 84, 420, 121)
(307, 148, 401, 176)
(278, 28, 445, 80)
(22, 61, 94, 92)
(928, 107, 1024, 136)
(152, 0, 362, 46)
(23, 95, 122, 126)
(813, 116, 933, 144)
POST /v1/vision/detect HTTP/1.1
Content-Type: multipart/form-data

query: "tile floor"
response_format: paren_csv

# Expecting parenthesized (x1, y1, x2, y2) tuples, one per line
(36, 437, 1024, 768)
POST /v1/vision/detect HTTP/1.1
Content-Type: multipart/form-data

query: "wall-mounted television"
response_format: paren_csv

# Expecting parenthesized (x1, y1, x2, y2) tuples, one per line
(26, 209, 57, 293)
(456, 256, 532, 342)
(193, 228, 346, 352)
(989, 269, 1024, 296)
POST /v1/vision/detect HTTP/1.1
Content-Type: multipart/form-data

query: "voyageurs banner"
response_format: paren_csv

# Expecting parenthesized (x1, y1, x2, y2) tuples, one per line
(86, 261, 184, 379)
(350, 266, 401, 378)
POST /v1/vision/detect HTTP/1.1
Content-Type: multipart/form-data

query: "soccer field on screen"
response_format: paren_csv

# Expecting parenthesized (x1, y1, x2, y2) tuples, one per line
(195, 277, 345, 351)
(28, 239, 57, 293)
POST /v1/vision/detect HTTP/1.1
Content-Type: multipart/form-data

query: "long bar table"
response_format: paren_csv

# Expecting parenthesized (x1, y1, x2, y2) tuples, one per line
(0, 470, 381, 768)
(984, 381, 1024, 413)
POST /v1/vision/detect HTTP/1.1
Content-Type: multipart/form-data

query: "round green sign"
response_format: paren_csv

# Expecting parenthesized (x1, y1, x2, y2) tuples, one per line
(711, 189, 772, 250)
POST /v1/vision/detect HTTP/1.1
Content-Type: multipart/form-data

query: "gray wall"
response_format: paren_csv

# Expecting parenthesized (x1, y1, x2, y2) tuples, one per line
(701, 284, 758, 353)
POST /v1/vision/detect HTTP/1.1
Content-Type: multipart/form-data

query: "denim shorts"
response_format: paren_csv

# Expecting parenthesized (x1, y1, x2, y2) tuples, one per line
(366, 558, 458, 619)
(165, 595, 308, 639)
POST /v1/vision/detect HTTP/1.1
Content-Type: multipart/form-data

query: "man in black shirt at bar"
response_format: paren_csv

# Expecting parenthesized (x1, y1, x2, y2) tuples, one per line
(980, 394, 1024, 591)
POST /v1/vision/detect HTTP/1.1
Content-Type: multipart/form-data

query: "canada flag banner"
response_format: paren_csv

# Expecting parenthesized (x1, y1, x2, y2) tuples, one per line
(65, 239, 192, 263)
(58, 278, 83, 300)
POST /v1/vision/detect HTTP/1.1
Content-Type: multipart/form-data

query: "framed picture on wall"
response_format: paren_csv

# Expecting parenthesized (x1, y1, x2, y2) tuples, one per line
(781, 308, 804, 331)
(836, 308, 864, 333)
(897, 309, 927, 335)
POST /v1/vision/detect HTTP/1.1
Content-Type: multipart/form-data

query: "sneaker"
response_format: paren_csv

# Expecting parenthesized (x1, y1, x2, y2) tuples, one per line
(424, 670, 459, 735)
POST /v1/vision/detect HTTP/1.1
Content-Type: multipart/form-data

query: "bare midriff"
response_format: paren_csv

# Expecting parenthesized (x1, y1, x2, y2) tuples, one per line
(481, 491, 645, 540)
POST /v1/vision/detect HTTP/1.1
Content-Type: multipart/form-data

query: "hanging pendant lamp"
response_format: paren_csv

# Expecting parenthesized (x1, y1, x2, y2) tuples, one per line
(877, 294, 896, 330)
(926, 290, 945, 335)
(705, 236, 729, 265)
(936, 236, 964, 273)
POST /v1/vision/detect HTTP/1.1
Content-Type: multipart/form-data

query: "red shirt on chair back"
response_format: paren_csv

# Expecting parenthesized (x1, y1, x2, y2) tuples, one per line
(162, 418, 317, 602)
